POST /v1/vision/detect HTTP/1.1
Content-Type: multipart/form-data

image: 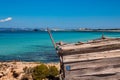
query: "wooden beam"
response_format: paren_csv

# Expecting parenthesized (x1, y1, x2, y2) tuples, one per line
(64, 57, 120, 71)
(61, 39, 120, 51)
(62, 44, 120, 56)
(47, 28, 57, 49)
(63, 49, 120, 63)
(65, 65, 120, 77)
(66, 72, 120, 80)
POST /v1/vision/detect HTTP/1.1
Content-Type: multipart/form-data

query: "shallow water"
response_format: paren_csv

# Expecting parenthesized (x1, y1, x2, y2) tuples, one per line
(0, 31, 120, 62)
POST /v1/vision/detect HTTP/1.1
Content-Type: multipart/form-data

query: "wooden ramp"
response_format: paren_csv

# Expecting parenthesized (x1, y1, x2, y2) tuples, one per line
(57, 38, 120, 80)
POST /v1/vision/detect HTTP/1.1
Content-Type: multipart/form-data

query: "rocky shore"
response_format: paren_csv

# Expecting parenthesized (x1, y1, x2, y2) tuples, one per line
(0, 61, 60, 80)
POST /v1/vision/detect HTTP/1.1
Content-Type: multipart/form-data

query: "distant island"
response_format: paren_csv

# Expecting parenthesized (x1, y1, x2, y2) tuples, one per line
(0, 28, 120, 32)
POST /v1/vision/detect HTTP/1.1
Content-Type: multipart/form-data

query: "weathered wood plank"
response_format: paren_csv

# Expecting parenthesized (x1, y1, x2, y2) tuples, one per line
(66, 72, 120, 80)
(60, 38, 120, 51)
(63, 49, 120, 63)
(61, 44, 120, 56)
(64, 57, 120, 71)
(65, 65, 120, 77)
(58, 38, 120, 80)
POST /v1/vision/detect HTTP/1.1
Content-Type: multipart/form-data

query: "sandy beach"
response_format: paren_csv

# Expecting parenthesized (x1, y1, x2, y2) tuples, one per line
(0, 61, 60, 80)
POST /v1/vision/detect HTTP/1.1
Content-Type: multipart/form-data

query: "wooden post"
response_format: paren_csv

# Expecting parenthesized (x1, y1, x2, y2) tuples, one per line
(47, 28, 57, 49)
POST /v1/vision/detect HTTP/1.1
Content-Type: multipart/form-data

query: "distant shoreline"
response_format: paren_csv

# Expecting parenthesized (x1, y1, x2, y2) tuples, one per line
(0, 30, 120, 32)
(0, 28, 120, 32)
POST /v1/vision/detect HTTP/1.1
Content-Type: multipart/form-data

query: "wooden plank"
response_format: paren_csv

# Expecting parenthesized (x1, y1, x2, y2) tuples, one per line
(65, 65, 120, 77)
(64, 57, 120, 71)
(59, 39, 120, 80)
(66, 72, 120, 80)
(61, 40, 120, 51)
(63, 50, 120, 63)
(61, 44, 120, 56)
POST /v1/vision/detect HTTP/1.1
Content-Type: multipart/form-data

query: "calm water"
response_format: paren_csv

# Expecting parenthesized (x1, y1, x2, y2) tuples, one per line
(0, 31, 120, 62)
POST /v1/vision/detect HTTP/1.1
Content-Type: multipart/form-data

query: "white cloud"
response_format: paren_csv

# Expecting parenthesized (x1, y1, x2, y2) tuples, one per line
(0, 17, 12, 22)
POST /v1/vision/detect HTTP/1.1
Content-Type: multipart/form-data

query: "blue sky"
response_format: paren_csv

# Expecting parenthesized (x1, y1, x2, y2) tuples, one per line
(0, 0, 120, 29)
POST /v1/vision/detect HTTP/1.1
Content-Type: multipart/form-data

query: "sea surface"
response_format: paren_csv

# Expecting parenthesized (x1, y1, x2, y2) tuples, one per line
(0, 31, 120, 62)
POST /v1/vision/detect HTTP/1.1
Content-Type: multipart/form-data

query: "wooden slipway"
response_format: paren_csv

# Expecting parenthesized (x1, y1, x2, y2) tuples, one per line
(57, 38, 120, 80)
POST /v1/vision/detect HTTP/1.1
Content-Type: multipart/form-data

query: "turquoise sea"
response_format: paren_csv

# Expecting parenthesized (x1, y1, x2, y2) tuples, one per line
(0, 31, 120, 62)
